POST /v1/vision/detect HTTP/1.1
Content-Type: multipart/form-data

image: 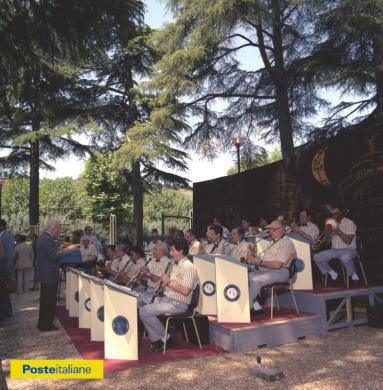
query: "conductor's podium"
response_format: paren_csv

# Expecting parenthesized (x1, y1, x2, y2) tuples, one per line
(193, 254, 251, 323)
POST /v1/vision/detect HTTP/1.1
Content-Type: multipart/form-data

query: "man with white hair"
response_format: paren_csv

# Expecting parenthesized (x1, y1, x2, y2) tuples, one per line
(36, 220, 79, 331)
(136, 241, 170, 305)
(80, 236, 98, 264)
(248, 219, 297, 313)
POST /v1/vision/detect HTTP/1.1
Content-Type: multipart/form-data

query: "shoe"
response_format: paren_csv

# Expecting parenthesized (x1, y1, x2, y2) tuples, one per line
(150, 340, 164, 352)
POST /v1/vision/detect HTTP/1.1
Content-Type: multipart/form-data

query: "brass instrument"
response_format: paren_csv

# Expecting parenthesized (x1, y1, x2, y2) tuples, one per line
(127, 257, 154, 288)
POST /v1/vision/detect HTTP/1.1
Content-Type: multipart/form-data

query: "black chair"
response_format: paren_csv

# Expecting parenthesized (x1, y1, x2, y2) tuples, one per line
(161, 284, 202, 354)
(263, 259, 300, 320)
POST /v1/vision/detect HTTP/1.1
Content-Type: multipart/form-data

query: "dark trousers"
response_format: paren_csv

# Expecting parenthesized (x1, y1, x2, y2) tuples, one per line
(38, 283, 58, 330)
(0, 292, 13, 321)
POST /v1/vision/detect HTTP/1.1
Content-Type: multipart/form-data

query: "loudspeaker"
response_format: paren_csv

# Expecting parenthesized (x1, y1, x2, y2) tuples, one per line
(367, 303, 383, 328)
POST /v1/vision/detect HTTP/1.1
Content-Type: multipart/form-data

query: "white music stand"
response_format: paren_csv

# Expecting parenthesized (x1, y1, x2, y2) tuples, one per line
(78, 272, 92, 329)
(90, 277, 105, 341)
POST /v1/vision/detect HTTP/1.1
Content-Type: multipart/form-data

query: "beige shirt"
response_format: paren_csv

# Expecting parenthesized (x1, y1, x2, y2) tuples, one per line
(147, 239, 159, 254)
(331, 217, 357, 249)
(230, 240, 251, 262)
(147, 256, 170, 288)
(80, 244, 98, 263)
(111, 254, 131, 272)
(189, 240, 201, 255)
(14, 242, 34, 269)
(300, 221, 320, 242)
(204, 239, 231, 256)
(124, 257, 146, 279)
(261, 235, 297, 268)
(164, 257, 199, 305)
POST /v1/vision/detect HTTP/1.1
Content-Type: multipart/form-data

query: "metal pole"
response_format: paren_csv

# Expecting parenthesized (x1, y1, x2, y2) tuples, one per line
(161, 213, 165, 240)
(236, 146, 241, 173)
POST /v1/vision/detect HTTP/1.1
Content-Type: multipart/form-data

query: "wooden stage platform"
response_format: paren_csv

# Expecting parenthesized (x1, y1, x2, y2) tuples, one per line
(208, 285, 383, 352)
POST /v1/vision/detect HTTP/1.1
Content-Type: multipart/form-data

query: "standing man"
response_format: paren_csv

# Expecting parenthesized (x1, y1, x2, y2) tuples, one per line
(139, 238, 199, 352)
(313, 203, 359, 284)
(36, 220, 78, 332)
(291, 209, 320, 243)
(248, 220, 297, 313)
(147, 229, 160, 254)
(14, 235, 34, 293)
(0, 219, 15, 323)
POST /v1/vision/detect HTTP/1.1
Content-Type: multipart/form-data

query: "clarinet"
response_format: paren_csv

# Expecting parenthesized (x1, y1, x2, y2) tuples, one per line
(150, 260, 173, 303)
(127, 256, 153, 289)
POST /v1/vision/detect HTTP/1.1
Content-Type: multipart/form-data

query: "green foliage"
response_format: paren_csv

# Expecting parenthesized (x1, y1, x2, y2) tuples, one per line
(143, 188, 192, 233)
(81, 153, 133, 228)
(227, 146, 282, 175)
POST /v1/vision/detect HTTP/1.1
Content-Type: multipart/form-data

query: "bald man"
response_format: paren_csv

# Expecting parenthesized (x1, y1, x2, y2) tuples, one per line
(248, 220, 297, 313)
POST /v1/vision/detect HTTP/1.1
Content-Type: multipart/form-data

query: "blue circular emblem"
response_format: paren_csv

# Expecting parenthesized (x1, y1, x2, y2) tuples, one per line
(97, 306, 104, 322)
(112, 315, 129, 336)
(74, 291, 79, 302)
(202, 281, 216, 296)
(84, 298, 91, 312)
(224, 284, 241, 302)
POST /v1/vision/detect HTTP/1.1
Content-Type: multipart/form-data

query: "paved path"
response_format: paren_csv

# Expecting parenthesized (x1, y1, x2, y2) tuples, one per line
(1, 291, 383, 389)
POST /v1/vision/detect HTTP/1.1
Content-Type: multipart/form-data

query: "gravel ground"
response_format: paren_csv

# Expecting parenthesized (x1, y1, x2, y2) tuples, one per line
(1, 291, 383, 390)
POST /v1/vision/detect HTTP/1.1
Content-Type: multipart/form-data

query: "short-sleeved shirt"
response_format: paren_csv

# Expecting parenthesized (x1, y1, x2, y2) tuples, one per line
(230, 240, 251, 262)
(189, 240, 201, 255)
(204, 239, 231, 256)
(124, 257, 146, 278)
(300, 221, 320, 242)
(331, 217, 357, 249)
(147, 256, 170, 288)
(80, 244, 98, 263)
(164, 257, 199, 305)
(111, 254, 130, 272)
(260, 235, 297, 268)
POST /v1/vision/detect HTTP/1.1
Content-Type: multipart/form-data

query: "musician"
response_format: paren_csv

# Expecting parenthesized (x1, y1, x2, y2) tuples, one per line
(106, 245, 117, 262)
(254, 217, 269, 234)
(313, 203, 359, 283)
(122, 246, 146, 283)
(139, 238, 199, 352)
(241, 218, 253, 236)
(212, 217, 230, 238)
(147, 229, 160, 254)
(230, 227, 251, 262)
(203, 224, 231, 255)
(185, 229, 201, 255)
(248, 220, 297, 313)
(102, 244, 130, 280)
(136, 242, 170, 305)
(80, 236, 98, 264)
(291, 209, 320, 243)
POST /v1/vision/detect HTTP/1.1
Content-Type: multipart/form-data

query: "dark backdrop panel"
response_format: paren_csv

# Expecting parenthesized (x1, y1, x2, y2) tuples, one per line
(193, 125, 383, 283)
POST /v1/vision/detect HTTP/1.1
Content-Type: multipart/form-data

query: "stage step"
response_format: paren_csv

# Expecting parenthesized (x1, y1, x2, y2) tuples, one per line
(209, 313, 324, 352)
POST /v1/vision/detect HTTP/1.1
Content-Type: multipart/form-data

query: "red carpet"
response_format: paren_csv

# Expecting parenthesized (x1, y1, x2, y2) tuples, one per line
(305, 284, 370, 294)
(209, 306, 313, 330)
(55, 305, 224, 374)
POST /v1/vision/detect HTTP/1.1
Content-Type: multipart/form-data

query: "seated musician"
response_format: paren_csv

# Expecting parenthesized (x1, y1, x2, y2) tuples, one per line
(255, 217, 269, 234)
(118, 246, 146, 285)
(185, 229, 201, 255)
(212, 217, 230, 238)
(291, 209, 320, 243)
(136, 241, 170, 305)
(100, 244, 130, 280)
(139, 238, 199, 352)
(313, 203, 359, 284)
(203, 224, 231, 255)
(230, 226, 251, 262)
(248, 219, 297, 313)
(241, 218, 253, 236)
(106, 245, 117, 262)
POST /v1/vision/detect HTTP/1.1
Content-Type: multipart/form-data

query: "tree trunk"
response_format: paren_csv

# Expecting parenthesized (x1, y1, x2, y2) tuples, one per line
(373, 31, 383, 120)
(29, 125, 40, 227)
(131, 160, 143, 245)
(271, 0, 295, 170)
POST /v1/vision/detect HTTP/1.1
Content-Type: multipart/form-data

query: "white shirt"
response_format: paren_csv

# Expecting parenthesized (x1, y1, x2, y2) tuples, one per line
(204, 239, 231, 255)
(331, 217, 357, 249)
(300, 221, 320, 242)
(80, 244, 98, 263)
(147, 256, 170, 288)
(124, 257, 146, 278)
(189, 239, 201, 255)
(111, 254, 131, 272)
(230, 240, 251, 262)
